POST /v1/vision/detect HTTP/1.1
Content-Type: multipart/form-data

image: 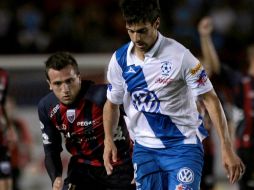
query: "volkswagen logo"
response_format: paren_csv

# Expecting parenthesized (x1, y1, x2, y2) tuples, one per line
(177, 167, 194, 184)
(131, 88, 160, 113)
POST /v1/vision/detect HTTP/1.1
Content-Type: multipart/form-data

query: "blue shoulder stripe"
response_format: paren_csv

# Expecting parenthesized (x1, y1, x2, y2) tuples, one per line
(115, 42, 130, 70)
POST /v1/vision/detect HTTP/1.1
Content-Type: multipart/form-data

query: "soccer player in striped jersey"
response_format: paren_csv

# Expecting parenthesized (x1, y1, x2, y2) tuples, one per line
(0, 68, 12, 190)
(38, 52, 135, 190)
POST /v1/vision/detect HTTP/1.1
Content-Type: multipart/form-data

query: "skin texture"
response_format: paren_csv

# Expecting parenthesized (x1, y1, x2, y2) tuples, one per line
(126, 18, 160, 60)
(200, 90, 245, 183)
(198, 16, 220, 77)
(52, 177, 62, 190)
(47, 65, 81, 106)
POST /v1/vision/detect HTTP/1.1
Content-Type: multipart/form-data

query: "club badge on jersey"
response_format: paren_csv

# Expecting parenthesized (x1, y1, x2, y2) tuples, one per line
(67, 109, 76, 123)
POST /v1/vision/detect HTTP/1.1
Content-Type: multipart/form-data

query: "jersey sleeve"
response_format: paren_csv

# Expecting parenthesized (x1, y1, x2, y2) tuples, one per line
(181, 49, 213, 96)
(106, 53, 125, 105)
(37, 99, 63, 184)
(38, 100, 62, 153)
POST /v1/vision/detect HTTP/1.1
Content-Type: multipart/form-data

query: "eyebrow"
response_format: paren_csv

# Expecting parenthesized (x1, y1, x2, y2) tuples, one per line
(126, 26, 148, 33)
(52, 77, 75, 85)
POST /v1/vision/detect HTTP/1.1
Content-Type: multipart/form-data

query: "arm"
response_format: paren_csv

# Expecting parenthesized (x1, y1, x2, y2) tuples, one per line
(199, 89, 245, 183)
(45, 152, 63, 190)
(38, 101, 63, 189)
(198, 16, 220, 77)
(2, 106, 17, 149)
(103, 99, 120, 175)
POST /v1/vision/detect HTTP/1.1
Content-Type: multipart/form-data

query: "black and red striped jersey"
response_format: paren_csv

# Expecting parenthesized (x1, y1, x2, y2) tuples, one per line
(38, 80, 133, 167)
(0, 68, 9, 147)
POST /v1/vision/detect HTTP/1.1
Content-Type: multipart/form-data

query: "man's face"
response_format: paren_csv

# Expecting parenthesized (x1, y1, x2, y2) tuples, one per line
(126, 19, 160, 53)
(47, 65, 81, 105)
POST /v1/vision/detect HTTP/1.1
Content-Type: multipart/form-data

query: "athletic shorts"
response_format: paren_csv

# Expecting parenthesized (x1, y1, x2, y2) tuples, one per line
(63, 157, 135, 190)
(0, 146, 12, 179)
(133, 142, 204, 190)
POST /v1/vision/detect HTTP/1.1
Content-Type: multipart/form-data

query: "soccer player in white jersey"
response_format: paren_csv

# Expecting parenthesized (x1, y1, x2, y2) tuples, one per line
(103, 0, 245, 189)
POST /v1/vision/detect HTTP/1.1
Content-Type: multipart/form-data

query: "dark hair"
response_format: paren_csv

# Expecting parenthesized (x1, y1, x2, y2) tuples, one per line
(45, 52, 80, 80)
(119, 0, 160, 24)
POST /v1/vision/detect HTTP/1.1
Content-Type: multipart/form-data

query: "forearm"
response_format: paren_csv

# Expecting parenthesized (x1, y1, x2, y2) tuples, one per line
(201, 90, 232, 147)
(103, 100, 120, 141)
(44, 151, 63, 185)
(200, 35, 220, 75)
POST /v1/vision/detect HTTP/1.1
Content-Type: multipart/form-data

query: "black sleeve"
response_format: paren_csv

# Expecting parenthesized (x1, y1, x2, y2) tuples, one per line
(37, 99, 63, 185)
(45, 151, 63, 185)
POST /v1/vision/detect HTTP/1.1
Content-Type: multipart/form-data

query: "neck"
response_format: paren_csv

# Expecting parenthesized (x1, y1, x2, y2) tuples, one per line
(134, 48, 145, 61)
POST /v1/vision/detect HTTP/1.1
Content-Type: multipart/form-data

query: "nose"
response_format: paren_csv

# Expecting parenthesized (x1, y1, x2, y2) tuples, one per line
(62, 83, 70, 92)
(133, 32, 141, 42)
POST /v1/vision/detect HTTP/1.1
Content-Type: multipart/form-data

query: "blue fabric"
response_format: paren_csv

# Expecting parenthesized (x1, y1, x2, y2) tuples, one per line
(133, 142, 204, 190)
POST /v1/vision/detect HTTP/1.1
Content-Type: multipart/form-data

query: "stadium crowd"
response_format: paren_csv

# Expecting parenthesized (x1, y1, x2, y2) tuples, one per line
(0, 0, 253, 68)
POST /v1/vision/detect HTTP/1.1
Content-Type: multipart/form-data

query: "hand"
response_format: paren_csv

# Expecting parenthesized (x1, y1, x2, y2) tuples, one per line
(53, 177, 63, 190)
(131, 177, 135, 185)
(103, 139, 117, 175)
(221, 146, 245, 184)
(198, 16, 213, 36)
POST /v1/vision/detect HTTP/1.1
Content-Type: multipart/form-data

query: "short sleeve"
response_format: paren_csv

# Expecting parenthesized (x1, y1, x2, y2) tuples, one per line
(106, 53, 125, 104)
(181, 50, 213, 96)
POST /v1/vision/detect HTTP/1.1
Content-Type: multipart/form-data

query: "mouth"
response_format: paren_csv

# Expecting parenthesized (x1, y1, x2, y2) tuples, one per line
(63, 95, 71, 101)
(136, 42, 144, 47)
(135, 43, 146, 51)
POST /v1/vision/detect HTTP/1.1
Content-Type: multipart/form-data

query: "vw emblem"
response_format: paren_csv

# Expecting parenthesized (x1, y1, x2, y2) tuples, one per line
(177, 167, 194, 184)
(131, 88, 160, 113)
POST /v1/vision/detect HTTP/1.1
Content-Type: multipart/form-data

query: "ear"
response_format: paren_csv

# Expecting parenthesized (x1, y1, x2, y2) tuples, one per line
(47, 80, 53, 90)
(77, 74, 82, 84)
(155, 17, 160, 29)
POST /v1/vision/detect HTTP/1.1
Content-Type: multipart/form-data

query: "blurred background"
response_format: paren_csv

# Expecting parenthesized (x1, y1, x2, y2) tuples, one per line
(1, 0, 254, 189)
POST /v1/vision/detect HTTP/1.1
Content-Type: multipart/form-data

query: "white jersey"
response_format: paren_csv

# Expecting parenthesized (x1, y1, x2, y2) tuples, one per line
(106, 33, 213, 148)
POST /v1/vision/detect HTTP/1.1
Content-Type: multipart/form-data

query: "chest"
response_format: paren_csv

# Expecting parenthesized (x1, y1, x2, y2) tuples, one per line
(122, 57, 182, 94)
(50, 101, 103, 137)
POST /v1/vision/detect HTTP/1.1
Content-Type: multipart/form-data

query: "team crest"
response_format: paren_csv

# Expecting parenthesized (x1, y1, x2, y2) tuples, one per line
(161, 61, 172, 76)
(67, 109, 76, 123)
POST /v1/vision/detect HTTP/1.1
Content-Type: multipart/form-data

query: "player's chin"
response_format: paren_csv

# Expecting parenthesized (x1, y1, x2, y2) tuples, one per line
(136, 45, 146, 51)
(61, 98, 73, 105)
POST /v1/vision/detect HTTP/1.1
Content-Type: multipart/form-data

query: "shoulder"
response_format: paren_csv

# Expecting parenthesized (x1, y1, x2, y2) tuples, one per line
(116, 42, 131, 54)
(115, 42, 131, 63)
(161, 36, 187, 53)
(85, 83, 107, 107)
(38, 92, 58, 111)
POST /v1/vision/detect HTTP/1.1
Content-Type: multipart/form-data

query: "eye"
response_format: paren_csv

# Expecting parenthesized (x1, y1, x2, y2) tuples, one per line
(65, 77, 76, 85)
(53, 81, 62, 86)
(66, 79, 72, 84)
(137, 29, 147, 34)
(127, 29, 134, 34)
